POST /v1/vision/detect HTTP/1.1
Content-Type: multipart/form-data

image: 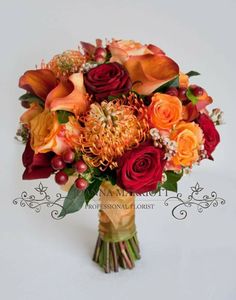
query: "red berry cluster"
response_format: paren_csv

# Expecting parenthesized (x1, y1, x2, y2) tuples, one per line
(166, 85, 204, 101)
(51, 149, 89, 191)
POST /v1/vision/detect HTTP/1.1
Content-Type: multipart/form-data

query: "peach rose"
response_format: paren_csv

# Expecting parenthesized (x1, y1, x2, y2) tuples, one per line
(170, 122, 203, 167)
(108, 40, 152, 64)
(30, 110, 70, 155)
(148, 93, 182, 130)
(20, 103, 43, 125)
(179, 72, 189, 88)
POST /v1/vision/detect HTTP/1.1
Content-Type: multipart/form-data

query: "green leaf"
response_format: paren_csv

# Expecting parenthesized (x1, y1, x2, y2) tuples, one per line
(154, 76, 179, 93)
(161, 171, 183, 192)
(59, 184, 85, 217)
(63, 168, 75, 176)
(57, 110, 73, 124)
(19, 93, 44, 106)
(186, 88, 198, 105)
(84, 178, 102, 204)
(186, 70, 200, 77)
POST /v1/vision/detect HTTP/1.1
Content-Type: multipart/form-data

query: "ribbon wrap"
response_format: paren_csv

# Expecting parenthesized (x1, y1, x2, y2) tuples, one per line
(99, 181, 136, 242)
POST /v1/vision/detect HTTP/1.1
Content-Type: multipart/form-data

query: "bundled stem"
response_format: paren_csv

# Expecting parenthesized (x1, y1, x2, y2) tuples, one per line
(93, 233, 141, 273)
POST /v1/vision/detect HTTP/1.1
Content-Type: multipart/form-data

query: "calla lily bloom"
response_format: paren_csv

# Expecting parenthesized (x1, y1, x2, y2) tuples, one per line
(45, 72, 90, 116)
(19, 69, 58, 100)
(124, 54, 179, 95)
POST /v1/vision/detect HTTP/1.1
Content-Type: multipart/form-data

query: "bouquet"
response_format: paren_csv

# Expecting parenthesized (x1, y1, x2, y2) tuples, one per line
(16, 39, 223, 273)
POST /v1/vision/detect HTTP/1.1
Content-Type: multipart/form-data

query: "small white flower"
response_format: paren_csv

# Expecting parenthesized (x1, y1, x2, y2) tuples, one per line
(150, 128, 160, 139)
(161, 173, 167, 184)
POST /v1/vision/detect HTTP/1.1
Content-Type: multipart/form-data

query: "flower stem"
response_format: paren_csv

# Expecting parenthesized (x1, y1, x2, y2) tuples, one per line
(92, 233, 141, 273)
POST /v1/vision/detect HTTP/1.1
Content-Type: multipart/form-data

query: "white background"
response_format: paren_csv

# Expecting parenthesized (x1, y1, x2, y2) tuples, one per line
(0, 0, 236, 299)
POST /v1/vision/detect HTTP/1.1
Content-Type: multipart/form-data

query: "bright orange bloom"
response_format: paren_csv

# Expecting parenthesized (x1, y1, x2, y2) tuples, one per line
(19, 69, 58, 100)
(20, 103, 43, 125)
(179, 72, 189, 88)
(45, 73, 90, 116)
(30, 110, 70, 155)
(148, 93, 182, 131)
(170, 122, 203, 167)
(108, 40, 152, 64)
(79, 100, 148, 169)
(124, 54, 179, 95)
(46, 50, 85, 78)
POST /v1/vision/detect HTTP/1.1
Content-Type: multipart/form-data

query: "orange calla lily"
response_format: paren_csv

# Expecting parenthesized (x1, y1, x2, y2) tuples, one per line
(124, 54, 179, 95)
(196, 92, 213, 111)
(45, 72, 90, 116)
(19, 69, 58, 100)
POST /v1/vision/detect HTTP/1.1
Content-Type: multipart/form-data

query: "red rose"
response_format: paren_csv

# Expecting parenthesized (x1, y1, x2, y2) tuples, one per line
(197, 113, 220, 159)
(22, 140, 54, 179)
(84, 62, 132, 101)
(116, 142, 166, 193)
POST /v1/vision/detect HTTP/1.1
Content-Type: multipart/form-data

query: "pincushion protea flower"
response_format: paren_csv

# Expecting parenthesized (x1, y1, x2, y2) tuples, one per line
(79, 98, 148, 169)
(46, 50, 85, 78)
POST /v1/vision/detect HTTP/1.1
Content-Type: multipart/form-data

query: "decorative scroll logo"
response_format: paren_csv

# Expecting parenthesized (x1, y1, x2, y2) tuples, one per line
(13, 183, 66, 220)
(13, 182, 225, 220)
(164, 182, 225, 220)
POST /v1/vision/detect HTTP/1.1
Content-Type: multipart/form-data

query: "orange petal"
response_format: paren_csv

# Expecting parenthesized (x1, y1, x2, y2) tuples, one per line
(147, 44, 165, 55)
(20, 102, 43, 125)
(45, 73, 90, 116)
(124, 54, 179, 95)
(45, 80, 74, 109)
(196, 94, 213, 111)
(19, 69, 58, 100)
(179, 72, 189, 88)
(182, 102, 199, 122)
(108, 46, 129, 64)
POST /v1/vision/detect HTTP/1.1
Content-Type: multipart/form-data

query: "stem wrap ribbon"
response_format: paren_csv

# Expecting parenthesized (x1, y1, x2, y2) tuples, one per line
(99, 181, 136, 242)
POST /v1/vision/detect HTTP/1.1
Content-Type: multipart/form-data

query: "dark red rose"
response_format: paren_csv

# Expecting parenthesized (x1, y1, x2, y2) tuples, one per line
(197, 113, 220, 159)
(22, 140, 54, 179)
(84, 62, 132, 101)
(116, 142, 166, 194)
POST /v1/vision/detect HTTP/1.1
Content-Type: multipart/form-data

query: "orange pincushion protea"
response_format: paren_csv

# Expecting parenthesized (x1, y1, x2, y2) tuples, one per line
(79, 98, 148, 169)
(46, 50, 85, 78)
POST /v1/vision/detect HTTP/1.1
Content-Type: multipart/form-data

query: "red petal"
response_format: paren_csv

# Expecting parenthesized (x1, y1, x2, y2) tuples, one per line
(23, 166, 53, 180)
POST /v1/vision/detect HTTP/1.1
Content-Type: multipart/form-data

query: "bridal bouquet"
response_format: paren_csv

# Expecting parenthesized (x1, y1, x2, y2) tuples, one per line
(16, 39, 223, 272)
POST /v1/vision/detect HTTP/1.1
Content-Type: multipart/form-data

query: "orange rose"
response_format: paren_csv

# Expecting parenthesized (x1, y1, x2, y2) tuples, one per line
(30, 110, 70, 155)
(148, 93, 182, 130)
(20, 102, 43, 125)
(179, 72, 189, 88)
(108, 40, 152, 64)
(170, 122, 203, 167)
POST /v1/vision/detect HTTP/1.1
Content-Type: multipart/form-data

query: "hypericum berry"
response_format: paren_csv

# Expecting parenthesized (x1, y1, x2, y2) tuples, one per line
(51, 156, 66, 170)
(166, 87, 178, 96)
(191, 85, 204, 97)
(95, 47, 107, 58)
(75, 178, 89, 190)
(178, 87, 187, 101)
(95, 54, 106, 64)
(62, 149, 75, 163)
(75, 160, 88, 173)
(55, 171, 68, 185)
